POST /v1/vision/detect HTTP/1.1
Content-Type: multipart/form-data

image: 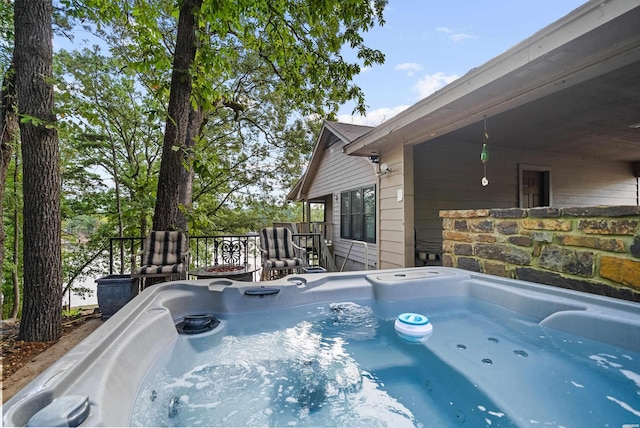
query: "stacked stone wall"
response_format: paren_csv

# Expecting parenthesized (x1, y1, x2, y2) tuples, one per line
(440, 206, 640, 302)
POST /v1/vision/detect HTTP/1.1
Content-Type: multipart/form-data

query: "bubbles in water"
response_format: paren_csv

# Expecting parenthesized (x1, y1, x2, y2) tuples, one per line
(168, 396, 181, 419)
(326, 302, 379, 341)
(131, 302, 420, 427)
(130, 299, 640, 427)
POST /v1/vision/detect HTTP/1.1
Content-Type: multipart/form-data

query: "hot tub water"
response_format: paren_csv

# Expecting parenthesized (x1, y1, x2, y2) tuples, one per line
(131, 297, 640, 427)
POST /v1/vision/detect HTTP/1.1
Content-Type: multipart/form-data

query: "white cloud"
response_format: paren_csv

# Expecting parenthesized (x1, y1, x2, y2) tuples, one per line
(436, 26, 475, 42)
(395, 62, 423, 76)
(450, 33, 474, 42)
(337, 73, 460, 126)
(415, 72, 460, 99)
(338, 104, 411, 126)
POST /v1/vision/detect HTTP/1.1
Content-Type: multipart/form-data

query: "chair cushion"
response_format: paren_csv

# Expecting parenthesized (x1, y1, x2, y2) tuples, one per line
(264, 258, 303, 269)
(143, 231, 187, 266)
(260, 227, 296, 259)
(138, 263, 185, 275)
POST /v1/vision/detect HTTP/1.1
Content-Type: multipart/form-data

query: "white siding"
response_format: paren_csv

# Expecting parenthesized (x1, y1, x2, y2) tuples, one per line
(413, 140, 639, 248)
(553, 163, 638, 206)
(377, 144, 406, 269)
(403, 146, 416, 267)
(307, 142, 378, 269)
(306, 143, 374, 198)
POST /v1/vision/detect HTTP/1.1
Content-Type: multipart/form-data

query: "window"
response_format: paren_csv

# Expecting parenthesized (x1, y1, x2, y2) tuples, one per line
(340, 185, 376, 243)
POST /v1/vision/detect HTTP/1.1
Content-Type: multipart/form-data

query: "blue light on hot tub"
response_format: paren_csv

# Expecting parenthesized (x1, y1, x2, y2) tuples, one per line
(395, 312, 433, 343)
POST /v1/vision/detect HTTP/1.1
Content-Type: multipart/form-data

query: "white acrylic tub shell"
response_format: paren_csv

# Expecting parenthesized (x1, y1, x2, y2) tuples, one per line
(3, 267, 640, 427)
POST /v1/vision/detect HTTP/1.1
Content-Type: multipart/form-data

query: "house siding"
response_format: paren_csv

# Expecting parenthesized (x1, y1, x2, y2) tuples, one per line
(403, 146, 416, 267)
(413, 140, 639, 256)
(306, 141, 378, 269)
(553, 164, 638, 205)
(377, 144, 407, 269)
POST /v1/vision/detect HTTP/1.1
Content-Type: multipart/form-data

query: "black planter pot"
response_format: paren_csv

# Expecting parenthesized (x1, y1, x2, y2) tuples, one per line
(96, 274, 135, 319)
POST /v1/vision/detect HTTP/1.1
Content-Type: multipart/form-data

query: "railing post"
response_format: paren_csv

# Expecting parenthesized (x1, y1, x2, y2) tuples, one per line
(109, 238, 114, 274)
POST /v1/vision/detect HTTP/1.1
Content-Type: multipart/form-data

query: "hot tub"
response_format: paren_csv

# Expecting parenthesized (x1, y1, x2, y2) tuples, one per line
(3, 267, 640, 426)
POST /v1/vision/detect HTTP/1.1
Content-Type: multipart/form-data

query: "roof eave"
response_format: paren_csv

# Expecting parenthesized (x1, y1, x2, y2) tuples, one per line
(344, 0, 638, 156)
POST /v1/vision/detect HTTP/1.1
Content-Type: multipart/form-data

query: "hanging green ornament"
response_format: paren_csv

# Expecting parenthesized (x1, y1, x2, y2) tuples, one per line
(481, 116, 489, 186)
(481, 143, 489, 162)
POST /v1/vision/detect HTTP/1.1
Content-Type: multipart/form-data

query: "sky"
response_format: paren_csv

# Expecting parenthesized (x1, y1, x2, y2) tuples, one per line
(337, 0, 588, 126)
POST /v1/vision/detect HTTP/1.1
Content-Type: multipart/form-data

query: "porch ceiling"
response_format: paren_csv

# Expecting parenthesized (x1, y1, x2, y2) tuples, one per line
(345, 1, 640, 163)
(435, 60, 640, 162)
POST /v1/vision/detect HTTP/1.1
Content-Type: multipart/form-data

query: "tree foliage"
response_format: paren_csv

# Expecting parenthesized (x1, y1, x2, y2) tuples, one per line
(0, 0, 16, 317)
(0, 0, 13, 71)
(55, 47, 164, 235)
(2, 0, 386, 325)
(65, 0, 386, 230)
(68, 0, 385, 114)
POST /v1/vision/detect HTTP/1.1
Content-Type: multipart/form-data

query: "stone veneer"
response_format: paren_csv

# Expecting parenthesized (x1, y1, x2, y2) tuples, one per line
(440, 206, 640, 302)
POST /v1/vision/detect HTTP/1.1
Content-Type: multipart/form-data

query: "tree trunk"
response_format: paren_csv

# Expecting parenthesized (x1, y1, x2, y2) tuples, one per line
(152, 0, 202, 232)
(176, 106, 204, 231)
(1, 65, 18, 319)
(15, 0, 63, 341)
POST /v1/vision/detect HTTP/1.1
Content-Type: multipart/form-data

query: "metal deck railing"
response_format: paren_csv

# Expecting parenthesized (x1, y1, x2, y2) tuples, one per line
(108, 232, 332, 279)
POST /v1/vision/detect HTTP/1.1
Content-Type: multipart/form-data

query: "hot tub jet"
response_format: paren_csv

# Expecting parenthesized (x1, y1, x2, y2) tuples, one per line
(175, 314, 219, 335)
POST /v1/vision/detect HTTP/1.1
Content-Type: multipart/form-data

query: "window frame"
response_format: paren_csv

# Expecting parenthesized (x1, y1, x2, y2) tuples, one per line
(340, 185, 376, 243)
